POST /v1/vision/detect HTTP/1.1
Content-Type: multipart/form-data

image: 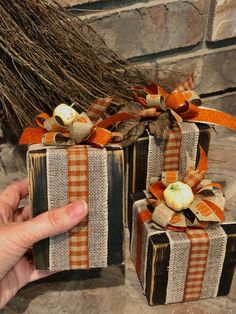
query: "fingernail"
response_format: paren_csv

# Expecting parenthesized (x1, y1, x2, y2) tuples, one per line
(67, 200, 88, 219)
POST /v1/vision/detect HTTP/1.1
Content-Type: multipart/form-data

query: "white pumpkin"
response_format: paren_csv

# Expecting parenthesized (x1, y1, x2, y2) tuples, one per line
(53, 103, 78, 126)
(163, 181, 194, 211)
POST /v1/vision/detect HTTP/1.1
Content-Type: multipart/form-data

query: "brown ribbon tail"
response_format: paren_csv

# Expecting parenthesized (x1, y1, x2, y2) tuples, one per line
(96, 112, 138, 129)
(187, 107, 236, 132)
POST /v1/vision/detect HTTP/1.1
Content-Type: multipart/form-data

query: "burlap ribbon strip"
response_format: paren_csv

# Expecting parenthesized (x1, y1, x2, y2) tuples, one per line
(41, 145, 108, 270)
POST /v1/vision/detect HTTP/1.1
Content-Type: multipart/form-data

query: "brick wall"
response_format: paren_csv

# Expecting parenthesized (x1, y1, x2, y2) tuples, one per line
(55, 0, 236, 110)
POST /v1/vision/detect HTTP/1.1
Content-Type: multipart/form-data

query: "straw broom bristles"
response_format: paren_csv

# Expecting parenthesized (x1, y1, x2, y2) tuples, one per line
(0, 0, 147, 135)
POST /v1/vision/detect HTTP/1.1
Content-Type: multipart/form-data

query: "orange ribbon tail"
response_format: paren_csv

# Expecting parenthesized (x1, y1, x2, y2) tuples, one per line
(197, 146, 208, 172)
(188, 107, 236, 132)
(203, 200, 225, 222)
(87, 127, 113, 148)
(96, 112, 138, 129)
(19, 127, 46, 144)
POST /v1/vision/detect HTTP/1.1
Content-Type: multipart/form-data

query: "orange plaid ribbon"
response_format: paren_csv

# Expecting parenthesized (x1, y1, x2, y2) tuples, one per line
(87, 96, 113, 123)
(67, 146, 89, 269)
(163, 123, 182, 172)
(183, 229, 209, 301)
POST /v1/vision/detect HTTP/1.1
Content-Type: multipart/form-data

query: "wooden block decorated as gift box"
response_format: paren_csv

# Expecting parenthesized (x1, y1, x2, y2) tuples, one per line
(20, 98, 127, 271)
(130, 147, 236, 306)
(131, 194, 236, 305)
(27, 143, 124, 270)
(116, 74, 236, 228)
(131, 195, 236, 305)
(124, 122, 211, 230)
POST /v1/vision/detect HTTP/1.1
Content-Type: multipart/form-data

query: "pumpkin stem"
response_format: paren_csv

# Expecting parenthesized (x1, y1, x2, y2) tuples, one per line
(170, 183, 181, 191)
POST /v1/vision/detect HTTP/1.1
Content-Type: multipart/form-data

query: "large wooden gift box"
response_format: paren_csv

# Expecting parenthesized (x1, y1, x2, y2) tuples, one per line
(28, 144, 124, 270)
(130, 194, 236, 306)
(125, 122, 211, 229)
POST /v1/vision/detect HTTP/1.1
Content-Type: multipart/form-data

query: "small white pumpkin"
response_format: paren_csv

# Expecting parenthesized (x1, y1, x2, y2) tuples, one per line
(163, 181, 194, 211)
(53, 103, 78, 126)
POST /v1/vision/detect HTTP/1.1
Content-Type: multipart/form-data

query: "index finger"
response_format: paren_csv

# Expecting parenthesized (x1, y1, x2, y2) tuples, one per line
(0, 178, 28, 212)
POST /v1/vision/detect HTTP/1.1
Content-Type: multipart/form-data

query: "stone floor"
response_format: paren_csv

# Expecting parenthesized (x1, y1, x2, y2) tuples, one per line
(0, 127, 236, 314)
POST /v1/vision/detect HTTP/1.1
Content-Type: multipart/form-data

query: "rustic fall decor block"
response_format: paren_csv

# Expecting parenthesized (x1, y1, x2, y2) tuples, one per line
(130, 193, 236, 305)
(28, 144, 124, 270)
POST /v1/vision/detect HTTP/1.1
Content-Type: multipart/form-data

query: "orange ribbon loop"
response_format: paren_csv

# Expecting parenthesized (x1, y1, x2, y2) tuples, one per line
(87, 127, 113, 148)
(188, 107, 236, 132)
(35, 113, 50, 128)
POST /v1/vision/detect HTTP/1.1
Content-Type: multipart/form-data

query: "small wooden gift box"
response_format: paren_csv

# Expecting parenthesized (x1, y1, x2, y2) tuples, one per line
(28, 144, 124, 270)
(124, 123, 211, 229)
(130, 193, 236, 306)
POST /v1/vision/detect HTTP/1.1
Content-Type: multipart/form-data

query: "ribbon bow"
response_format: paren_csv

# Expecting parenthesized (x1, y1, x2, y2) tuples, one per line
(129, 72, 236, 133)
(19, 97, 136, 147)
(147, 147, 225, 232)
(19, 73, 236, 147)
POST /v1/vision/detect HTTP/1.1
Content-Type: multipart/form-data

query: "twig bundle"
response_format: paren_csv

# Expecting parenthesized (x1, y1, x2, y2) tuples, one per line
(0, 0, 146, 135)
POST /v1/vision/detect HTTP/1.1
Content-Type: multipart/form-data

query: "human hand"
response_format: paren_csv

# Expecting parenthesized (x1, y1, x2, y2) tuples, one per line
(0, 179, 88, 308)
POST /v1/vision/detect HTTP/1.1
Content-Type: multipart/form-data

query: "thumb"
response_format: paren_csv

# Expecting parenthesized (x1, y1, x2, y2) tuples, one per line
(0, 201, 88, 280)
(14, 200, 88, 247)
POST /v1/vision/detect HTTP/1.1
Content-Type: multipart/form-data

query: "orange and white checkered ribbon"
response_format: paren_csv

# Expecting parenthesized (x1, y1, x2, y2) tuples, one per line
(182, 168, 205, 187)
(67, 146, 89, 269)
(87, 96, 113, 123)
(174, 73, 195, 92)
(163, 123, 182, 171)
(183, 229, 209, 301)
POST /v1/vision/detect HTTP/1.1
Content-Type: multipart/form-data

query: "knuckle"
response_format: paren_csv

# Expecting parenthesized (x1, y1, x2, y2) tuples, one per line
(47, 209, 63, 230)
(0, 201, 12, 224)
